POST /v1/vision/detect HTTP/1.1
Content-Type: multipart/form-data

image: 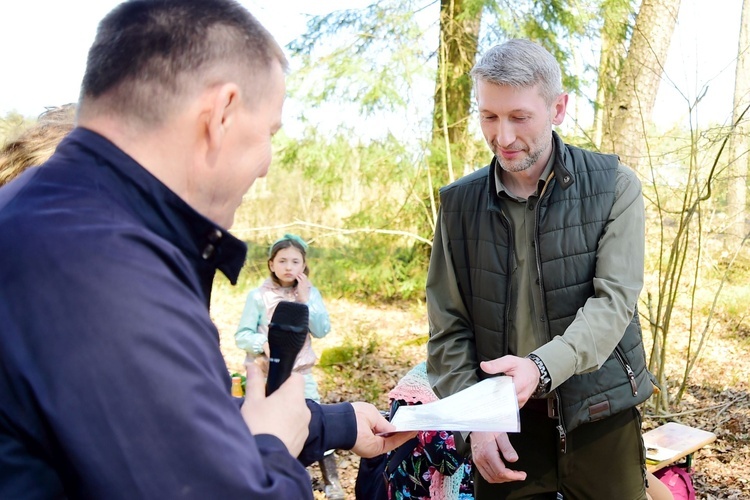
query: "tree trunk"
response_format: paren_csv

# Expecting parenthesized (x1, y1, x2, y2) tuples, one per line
(431, 0, 482, 185)
(600, 0, 681, 170)
(593, 0, 631, 149)
(726, 0, 750, 251)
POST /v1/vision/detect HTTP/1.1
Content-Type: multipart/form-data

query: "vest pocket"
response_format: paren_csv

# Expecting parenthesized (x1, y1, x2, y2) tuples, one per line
(613, 346, 638, 397)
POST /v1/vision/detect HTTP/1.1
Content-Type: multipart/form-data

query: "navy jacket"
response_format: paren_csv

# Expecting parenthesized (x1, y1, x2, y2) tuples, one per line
(0, 128, 355, 499)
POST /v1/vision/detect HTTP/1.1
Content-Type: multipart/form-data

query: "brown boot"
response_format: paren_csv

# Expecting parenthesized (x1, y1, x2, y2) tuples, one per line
(319, 451, 345, 500)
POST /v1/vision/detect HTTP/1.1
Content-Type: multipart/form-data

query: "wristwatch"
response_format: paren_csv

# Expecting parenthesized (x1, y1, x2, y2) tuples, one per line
(527, 353, 551, 398)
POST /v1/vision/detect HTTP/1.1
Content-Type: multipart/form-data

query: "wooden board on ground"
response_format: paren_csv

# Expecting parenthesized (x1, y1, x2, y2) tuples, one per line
(644, 422, 716, 472)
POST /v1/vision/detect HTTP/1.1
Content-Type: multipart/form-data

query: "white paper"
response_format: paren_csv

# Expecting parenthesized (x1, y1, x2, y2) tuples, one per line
(389, 376, 520, 433)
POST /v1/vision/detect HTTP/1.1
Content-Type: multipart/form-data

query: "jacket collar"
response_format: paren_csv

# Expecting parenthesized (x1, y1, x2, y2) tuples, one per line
(65, 128, 247, 284)
(551, 130, 574, 189)
(486, 130, 575, 212)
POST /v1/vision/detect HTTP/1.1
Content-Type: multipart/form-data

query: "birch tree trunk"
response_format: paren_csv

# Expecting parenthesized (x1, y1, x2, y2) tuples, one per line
(600, 0, 681, 170)
(726, 0, 750, 251)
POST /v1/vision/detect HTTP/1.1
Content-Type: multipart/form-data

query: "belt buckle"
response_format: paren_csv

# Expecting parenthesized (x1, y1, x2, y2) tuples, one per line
(547, 396, 559, 418)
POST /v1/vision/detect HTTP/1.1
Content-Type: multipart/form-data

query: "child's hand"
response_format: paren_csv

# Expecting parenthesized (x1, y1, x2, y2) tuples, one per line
(295, 273, 312, 303)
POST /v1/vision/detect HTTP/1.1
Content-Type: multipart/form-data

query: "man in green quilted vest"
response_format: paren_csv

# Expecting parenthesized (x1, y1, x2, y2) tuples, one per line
(426, 39, 654, 499)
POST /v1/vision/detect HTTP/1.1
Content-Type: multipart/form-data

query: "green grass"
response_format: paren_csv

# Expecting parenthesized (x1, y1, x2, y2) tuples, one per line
(317, 326, 386, 403)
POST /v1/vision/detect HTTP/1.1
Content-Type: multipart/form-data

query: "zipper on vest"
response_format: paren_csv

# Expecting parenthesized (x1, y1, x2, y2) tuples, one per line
(532, 219, 548, 326)
(554, 390, 568, 454)
(500, 209, 513, 356)
(556, 424, 567, 454)
(614, 347, 638, 396)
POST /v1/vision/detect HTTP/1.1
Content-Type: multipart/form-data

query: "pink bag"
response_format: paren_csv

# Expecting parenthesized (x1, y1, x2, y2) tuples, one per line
(653, 466, 697, 500)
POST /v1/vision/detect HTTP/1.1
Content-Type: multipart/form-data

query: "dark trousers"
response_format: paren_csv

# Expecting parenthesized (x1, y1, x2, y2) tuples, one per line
(474, 405, 647, 500)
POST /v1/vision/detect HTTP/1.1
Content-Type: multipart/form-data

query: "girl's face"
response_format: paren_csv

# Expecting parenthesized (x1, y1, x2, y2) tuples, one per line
(269, 246, 306, 287)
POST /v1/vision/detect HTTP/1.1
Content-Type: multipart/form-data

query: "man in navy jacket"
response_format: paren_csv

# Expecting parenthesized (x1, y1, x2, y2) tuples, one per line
(0, 1, 410, 498)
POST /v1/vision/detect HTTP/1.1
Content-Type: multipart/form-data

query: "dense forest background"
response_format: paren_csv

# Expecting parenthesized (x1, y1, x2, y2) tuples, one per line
(2, 0, 749, 497)
(219, 0, 750, 415)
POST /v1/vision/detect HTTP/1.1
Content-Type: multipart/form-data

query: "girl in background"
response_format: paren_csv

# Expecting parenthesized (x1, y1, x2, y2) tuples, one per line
(235, 234, 344, 499)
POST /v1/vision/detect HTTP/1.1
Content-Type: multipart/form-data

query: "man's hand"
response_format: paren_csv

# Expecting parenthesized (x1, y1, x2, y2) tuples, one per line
(480, 355, 540, 407)
(349, 402, 417, 458)
(470, 431, 526, 483)
(240, 363, 310, 457)
(252, 346, 270, 375)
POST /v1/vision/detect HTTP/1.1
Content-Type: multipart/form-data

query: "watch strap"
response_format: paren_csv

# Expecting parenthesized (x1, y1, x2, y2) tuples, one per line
(527, 353, 551, 398)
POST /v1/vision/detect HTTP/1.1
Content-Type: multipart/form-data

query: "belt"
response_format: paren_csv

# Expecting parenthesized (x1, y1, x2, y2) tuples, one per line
(523, 395, 559, 419)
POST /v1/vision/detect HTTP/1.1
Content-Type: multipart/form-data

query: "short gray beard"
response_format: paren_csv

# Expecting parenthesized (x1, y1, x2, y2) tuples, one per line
(491, 141, 545, 173)
(491, 120, 552, 173)
(495, 146, 543, 173)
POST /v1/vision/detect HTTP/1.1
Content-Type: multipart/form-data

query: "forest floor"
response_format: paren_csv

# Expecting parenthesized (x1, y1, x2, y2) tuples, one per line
(212, 295, 750, 499)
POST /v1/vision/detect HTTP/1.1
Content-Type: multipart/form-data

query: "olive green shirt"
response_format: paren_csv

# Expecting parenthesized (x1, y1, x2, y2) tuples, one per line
(429, 142, 645, 392)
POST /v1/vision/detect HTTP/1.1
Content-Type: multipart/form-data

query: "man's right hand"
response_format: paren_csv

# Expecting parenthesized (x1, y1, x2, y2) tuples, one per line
(349, 402, 417, 458)
(470, 431, 527, 483)
(240, 363, 310, 457)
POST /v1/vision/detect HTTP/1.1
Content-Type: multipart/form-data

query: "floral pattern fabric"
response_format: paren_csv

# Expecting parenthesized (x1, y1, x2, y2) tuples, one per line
(386, 421, 473, 499)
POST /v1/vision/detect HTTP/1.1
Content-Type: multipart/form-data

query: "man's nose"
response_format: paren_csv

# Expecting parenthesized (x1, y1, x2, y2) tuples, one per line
(494, 120, 515, 148)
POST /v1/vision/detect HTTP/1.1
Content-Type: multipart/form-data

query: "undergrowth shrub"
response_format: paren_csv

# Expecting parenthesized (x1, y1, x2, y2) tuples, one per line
(232, 237, 429, 303)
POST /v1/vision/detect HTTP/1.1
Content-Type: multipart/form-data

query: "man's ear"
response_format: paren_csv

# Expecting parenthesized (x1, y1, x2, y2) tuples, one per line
(551, 93, 568, 126)
(205, 83, 242, 155)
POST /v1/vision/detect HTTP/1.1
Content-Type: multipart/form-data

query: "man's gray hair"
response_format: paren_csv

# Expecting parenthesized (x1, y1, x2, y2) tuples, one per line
(470, 39, 562, 104)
